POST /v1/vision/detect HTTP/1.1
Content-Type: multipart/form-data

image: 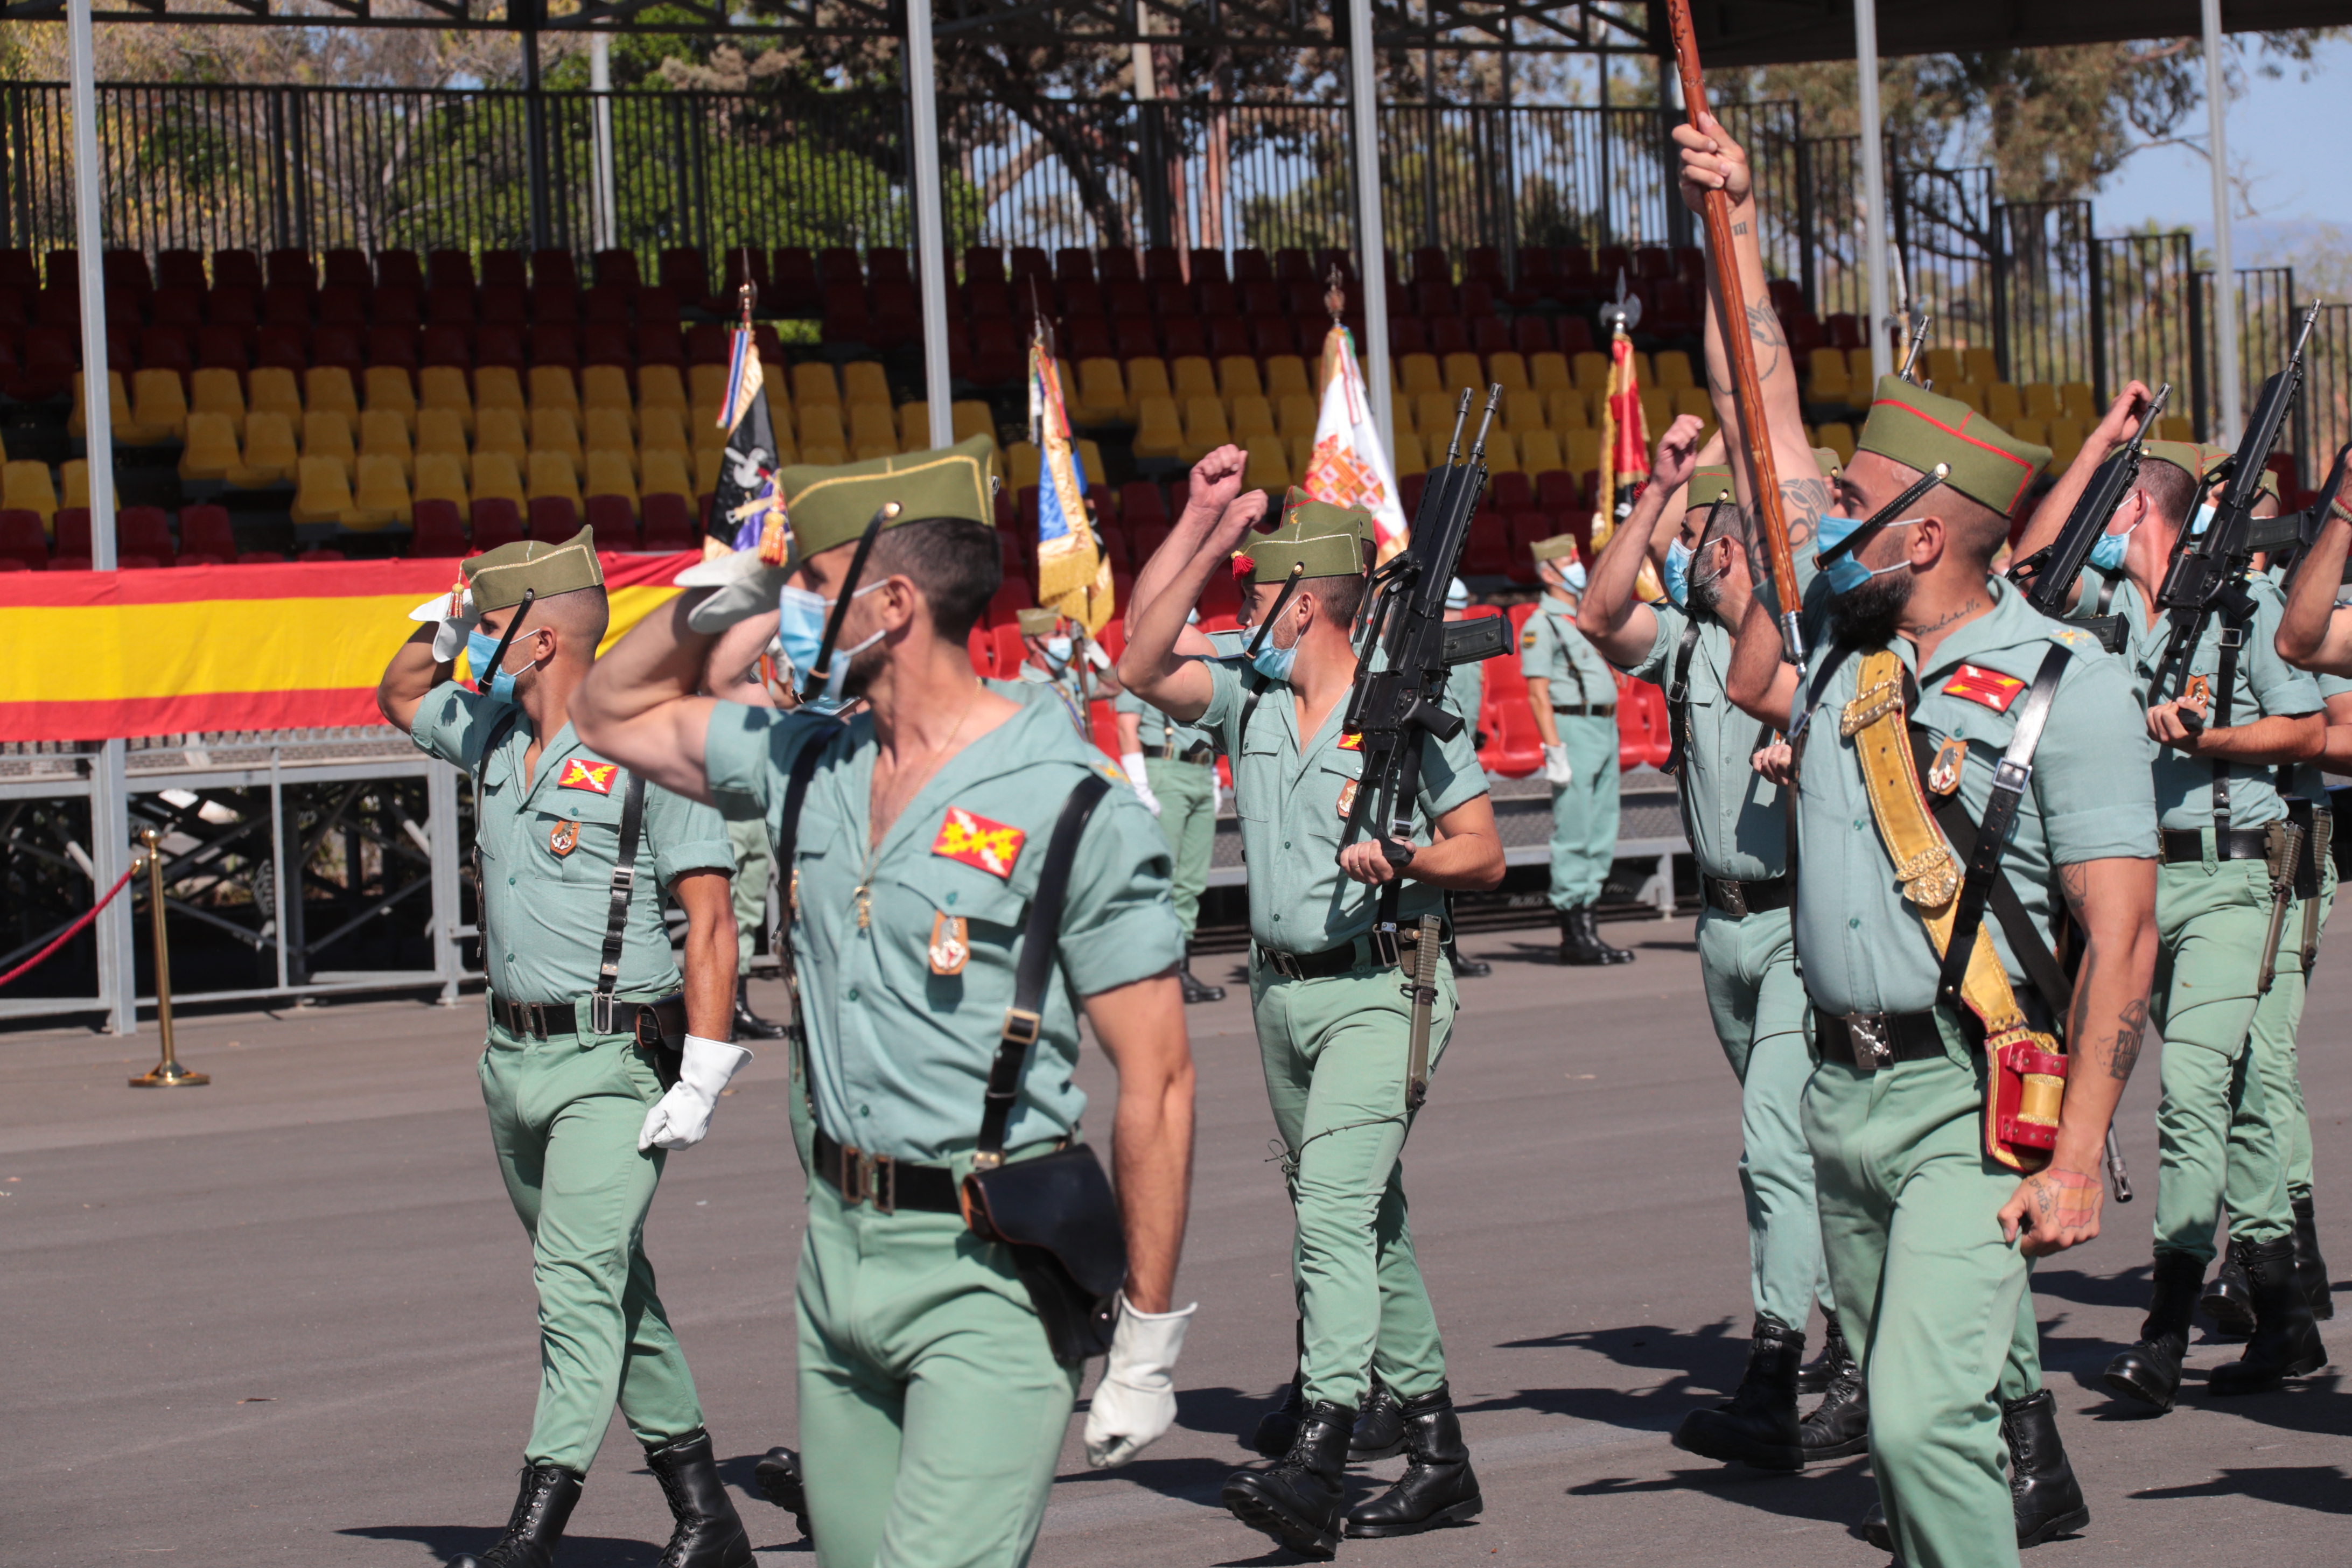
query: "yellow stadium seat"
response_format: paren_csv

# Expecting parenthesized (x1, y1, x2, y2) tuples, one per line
(1072, 358, 1126, 425)
(1631, 351, 1655, 387)
(796, 405, 847, 466)
(475, 407, 528, 467)
(363, 365, 416, 435)
(1674, 387, 1713, 422)
(584, 407, 636, 473)
(301, 409, 356, 483)
(1816, 421, 1857, 467)
(61, 459, 88, 510)
(1399, 353, 1442, 398)
(360, 408, 414, 483)
(1963, 348, 2000, 386)
(1290, 434, 1318, 478)
(640, 449, 694, 503)
(849, 403, 897, 460)
(1947, 383, 1985, 414)
(2021, 383, 2061, 420)
(1482, 430, 1521, 475)
(1126, 358, 1173, 410)
(639, 408, 690, 465)
(1564, 428, 1603, 473)
(639, 363, 687, 418)
(526, 450, 580, 509)
(686, 362, 729, 417)
(3, 460, 54, 523)
(1170, 356, 1217, 407)
(1132, 395, 1182, 461)
(2046, 416, 2086, 471)
(470, 450, 526, 510)
(692, 395, 729, 452)
(351, 452, 410, 529)
(1530, 352, 1571, 392)
(189, 367, 246, 439)
(417, 365, 472, 438)
(1231, 395, 1277, 440)
(1502, 389, 1548, 437)
(1808, 348, 1851, 403)
(696, 448, 723, 496)
(579, 363, 634, 431)
(414, 451, 469, 511)
(1415, 392, 1459, 446)
(305, 367, 359, 423)
(1077, 437, 1104, 481)
(584, 450, 638, 511)
(1265, 356, 1314, 401)
(897, 402, 932, 451)
(950, 400, 996, 449)
(1985, 382, 2025, 425)
(1388, 407, 1415, 453)
(2011, 417, 2050, 448)
(767, 419, 800, 467)
(842, 360, 891, 410)
(1923, 348, 1964, 389)
(2059, 382, 2096, 423)
(2158, 415, 2193, 443)
(1654, 351, 1695, 390)
(1278, 393, 1320, 443)
(528, 365, 580, 421)
(1844, 348, 1874, 397)
(69, 371, 161, 446)
(1440, 352, 1482, 396)
(1243, 444, 1290, 492)
(1520, 429, 1566, 475)
(178, 411, 241, 483)
(530, 407, 584, 469)
(1007, 442, 1042, 490)
(1571, 351, 1610, 393)
(290, 454, 357, 527)
(231, 411, 299, 487)
(791, 362, 839, 411)
(1546, 388, 1590, 431)
(475, 366, 526, 419)
(416, 407, 471, 479)
(1219, 356, 1265, 406)
(1390, 430, 1426, 479)
(249, 366, 303, 425)
(132, 368, 189, 442)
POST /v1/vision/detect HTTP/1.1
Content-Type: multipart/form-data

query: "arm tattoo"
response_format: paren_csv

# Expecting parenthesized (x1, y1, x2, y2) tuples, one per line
(1780, 477, 1829, 554)
(2055, 862, 2148, 1080)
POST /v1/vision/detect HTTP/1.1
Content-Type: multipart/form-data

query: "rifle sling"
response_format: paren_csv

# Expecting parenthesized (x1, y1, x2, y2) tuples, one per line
(592, 772, 649, 1017)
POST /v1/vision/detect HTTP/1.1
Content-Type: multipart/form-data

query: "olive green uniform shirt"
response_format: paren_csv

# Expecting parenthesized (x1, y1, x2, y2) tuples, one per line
(1520, 599, 1618, 706)
(1621, 605, 1786, 883)
(411, 686, 734, 1003)
(1114, 687, 1217, 755)
(1016, 660, 1095, 740)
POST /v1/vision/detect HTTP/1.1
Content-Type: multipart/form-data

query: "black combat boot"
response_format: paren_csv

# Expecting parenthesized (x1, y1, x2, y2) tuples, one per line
(1222, 1399, 1354, 1560)
(1443, 936, 1492, 977)
(1344, 1384, 1484, 1538)
(1797, 1311, 1848, 1396)
(1672, 1316, 1804, 1469)
(1858, 1501, 1891, 1551)
(2004, 1389, 2090, 1546)
(2200, 1237, 2256, 1338)
(2102, 1250, 2204, 1411)
(1350, 1377, 1405, 1461)
(2208, 1235, 2330, 1395)
(1251, 1325, 1308, 1458)
(1798, 1315, 1868, 1461)
(752, 1446, 809, 1539)
(1559, 907, 1635, 966)
(2293, 1193, 2333, 1319)
(1179, 951, 1226, 1004)
(730, 978, 787, 1041)
(451, 1463, 582, 1568)
(643, 1430, 755, 1568)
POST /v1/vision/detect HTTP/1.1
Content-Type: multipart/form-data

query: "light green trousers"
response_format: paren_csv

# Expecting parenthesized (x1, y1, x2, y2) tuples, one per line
(2233, 873, 2334, 1212)
(1696, 905, 1833, 1329)
(1805, 1028, 2029, 1568)
(479, 1020, 705, 1474)
(1251, 954, 1457, 1410)
(2153, 854, 2293, 1260)
(796, 1173, 1080, 1568)
(1142, 755, 1215, 938)
(1548, 715, 1621, 910)
(729, 815, 772, 971)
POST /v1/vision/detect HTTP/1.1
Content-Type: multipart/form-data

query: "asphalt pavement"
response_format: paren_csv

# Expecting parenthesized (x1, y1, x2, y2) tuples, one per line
(5, 914, 2348, 1565)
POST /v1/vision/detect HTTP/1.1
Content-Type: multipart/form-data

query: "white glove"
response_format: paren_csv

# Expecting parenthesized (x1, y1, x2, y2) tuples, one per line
(1121, 752, 1161, 816)
(432, 610, 479, 663)
(638, 1034, 753, 1151)
(1213, 775, 1226, 816)
(1542, 743, 1574, 786)
(676, 549, 790, 634)
(1083, 1292, 1195, 1468)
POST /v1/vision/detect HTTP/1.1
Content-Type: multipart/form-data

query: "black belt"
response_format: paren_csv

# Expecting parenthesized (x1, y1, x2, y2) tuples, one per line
(1814, 1008, 1977, 1071)
(1255, 935, 1383, 980)
(811, 1128, 963, 1214)
(491, 992, 683, 1041)
(1552, 704, 1616, 717)
(1703, 875, 1793, 917)
(2161, 827, 2275, 863)
(1157, 740, 1216, 766)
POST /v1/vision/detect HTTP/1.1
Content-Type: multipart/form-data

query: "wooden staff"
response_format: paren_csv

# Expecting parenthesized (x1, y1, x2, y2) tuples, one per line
(1663, 0, 1805, 669)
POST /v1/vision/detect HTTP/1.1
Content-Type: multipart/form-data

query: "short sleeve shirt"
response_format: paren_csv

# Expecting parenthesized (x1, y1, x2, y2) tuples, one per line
(1791, 576, 2159, 1018)
(1196, 658, 1489, 953)
(1442, 657, 1486, 730)
(1115, 685, 1217, 755)
(411, 685, 734, 1003)
(1521, 599, 1618, 711)
(1014, 660, 1095, 740)
(1620, 604, 1787, 882)
(702, 697, 1182, 1163)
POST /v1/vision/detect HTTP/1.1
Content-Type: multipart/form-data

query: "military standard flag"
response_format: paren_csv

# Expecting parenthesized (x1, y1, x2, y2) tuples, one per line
(1303, 323, 1408, 561)
(1030, 326, 1114, 634)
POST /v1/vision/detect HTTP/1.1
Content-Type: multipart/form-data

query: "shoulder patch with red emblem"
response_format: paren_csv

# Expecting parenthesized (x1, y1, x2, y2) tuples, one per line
(1336, 731, 1363, 751)
(557, 758, 619, 794)
(932, 806, 1027, 879)
(1942, 664, 2027, 713)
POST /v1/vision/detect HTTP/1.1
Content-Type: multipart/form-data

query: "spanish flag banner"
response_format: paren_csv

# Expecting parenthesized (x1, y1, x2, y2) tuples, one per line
(0, 551, 696, 743)
(1030, 325, 1114, 634)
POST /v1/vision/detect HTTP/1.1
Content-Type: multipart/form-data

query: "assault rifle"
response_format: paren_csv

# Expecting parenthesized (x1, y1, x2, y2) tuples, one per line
(2152, 304, 2321, 702)
(1338, 386, 1511, 1105)
(2007, 382, 2171, 653)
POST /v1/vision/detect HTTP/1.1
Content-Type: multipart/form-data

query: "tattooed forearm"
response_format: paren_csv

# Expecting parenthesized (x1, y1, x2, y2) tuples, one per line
(1781, 477, 1830, 554)
(2103, 998, 2148, 1081)
(1743, 301, 1786, 383)
(2064, 930, 2099, 1046)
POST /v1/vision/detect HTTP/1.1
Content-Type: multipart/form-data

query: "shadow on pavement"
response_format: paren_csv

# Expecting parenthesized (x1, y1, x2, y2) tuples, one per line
(1569, 1454, 1878, 1528)
(341, 1525, 663, 1565)
(2129, 1463, 2352, 1513)
(1177, 1383, 1281, 1453)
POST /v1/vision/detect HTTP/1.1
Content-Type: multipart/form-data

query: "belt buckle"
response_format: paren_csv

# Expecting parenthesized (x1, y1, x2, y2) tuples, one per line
(1369, 925, 1401, 968)
(1713, 878, 1748, 918)
(1847, 1014, 1894, 1071)
(870, 1153, 896, 1215)
(589, 992, 615, 1034)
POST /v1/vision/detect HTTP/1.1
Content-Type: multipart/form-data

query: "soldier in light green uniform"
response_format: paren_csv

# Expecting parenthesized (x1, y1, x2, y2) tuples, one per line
(567, 434, 1201, 1568)
(1437, 578, 1494, 978)
(2069, 441, 2333, 1409)
(1523, 535, 1635, 965)
(1012, 604, 1104, 738)
(1119, 474, 1506, 1557)
(1719, 370, 2158, 1568)
(377, 529, 758, 1568)
(1115, 679, 1228, 1002)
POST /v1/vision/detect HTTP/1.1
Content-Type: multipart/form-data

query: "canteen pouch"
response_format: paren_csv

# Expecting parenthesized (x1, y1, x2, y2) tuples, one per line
(958, 774, 1126, 1365)
(1985, 1028, 2066, 1173)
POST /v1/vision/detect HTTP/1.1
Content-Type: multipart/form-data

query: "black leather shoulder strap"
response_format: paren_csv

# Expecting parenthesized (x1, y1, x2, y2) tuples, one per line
(1662, 618, 1703, 778)
(591, 772, 648, 1021)
(977, 773, 1114, 1163)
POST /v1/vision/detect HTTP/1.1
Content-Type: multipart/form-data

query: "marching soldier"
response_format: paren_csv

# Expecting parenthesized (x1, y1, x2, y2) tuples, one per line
(1116, 676, 1229, 1002)
(1438, 578, 1493, 978)
(376, 529, 758, 1568)
(1121, 474, 1506, 1557)
(1693, 111, 2155, 1568)
(1014, 604, 1115, 738)
(569, 436, 1200, 1568)
(1524, 535, 1636, 965)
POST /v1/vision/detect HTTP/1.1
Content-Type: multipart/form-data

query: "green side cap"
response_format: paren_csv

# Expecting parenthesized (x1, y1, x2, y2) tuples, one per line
(780, 433, 996, 561)
(463, 526, 604, 614)
(1234, 487, 1373, 583)
(1857, 375, 2052, 518)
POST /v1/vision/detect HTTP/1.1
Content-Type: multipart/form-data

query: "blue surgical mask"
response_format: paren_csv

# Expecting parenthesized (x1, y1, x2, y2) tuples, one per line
(2089, 521, 2137, 572)
(1043, 635, 1073, 670)
(465, 626, 538, 704)
(1662, 540, 1693, 607)
(1817, 515, 1920, 595)
(1561, 561, 1587, 593)
(1249, 606, 1301, 684)
(778, 580, 884, 713)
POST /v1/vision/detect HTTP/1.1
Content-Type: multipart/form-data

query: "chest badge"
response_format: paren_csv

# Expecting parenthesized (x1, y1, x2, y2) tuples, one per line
(1927, 737, 1968, 796)
(2182, 674, 2213, 723)
(1336, 778, 1360, 820)
(932, 806, 1026, 879)
(556, 757, 618, 794)
(549, 819, 582, 856)
(1336, 731, 1363, 752)
(1943, 663, 2026, 713)
(928, 912, 970, 976)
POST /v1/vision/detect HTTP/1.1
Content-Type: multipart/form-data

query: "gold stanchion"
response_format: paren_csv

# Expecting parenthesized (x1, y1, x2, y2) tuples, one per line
(129, 827, 207, 1089)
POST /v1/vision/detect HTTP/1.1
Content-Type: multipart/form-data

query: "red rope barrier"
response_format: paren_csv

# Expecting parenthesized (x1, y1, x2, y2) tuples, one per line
(0, 862, 142, 989)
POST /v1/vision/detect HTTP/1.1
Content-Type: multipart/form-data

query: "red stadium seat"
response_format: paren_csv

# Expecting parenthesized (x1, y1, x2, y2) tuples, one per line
(583, 493, 639, 550)
(0, 508, 46, 569)
(410, 499, 467, 557)
(639, 493, 698, 552)
(323, 249, 373, 291)
(528, 495, 577, 538)
(426, 249, 474, 292)
(471, 498, 523, 551)
(374, 250, 424, 292)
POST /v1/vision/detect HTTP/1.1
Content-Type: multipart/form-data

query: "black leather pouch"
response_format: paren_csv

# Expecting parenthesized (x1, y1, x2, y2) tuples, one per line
(962, 1145, 1128, 1364)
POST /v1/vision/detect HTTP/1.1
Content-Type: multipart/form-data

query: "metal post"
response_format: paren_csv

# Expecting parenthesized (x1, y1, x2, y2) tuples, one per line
(905, 0, 954, 447)
(590, 33, 617, 255)
(1855, 0, 1893, 382)
(1347, 0, 1392, 446)
(521, 23, 550, 254)
(426, 762, 461, 1005)
(269, 747, 290, 991)
(1596, 56, 1612, 250)
(2202, 0, 2240, 438)
(66, 0, 114, 568)
(92, 740, 135, 1034)
(128, 827, 207, 1087)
